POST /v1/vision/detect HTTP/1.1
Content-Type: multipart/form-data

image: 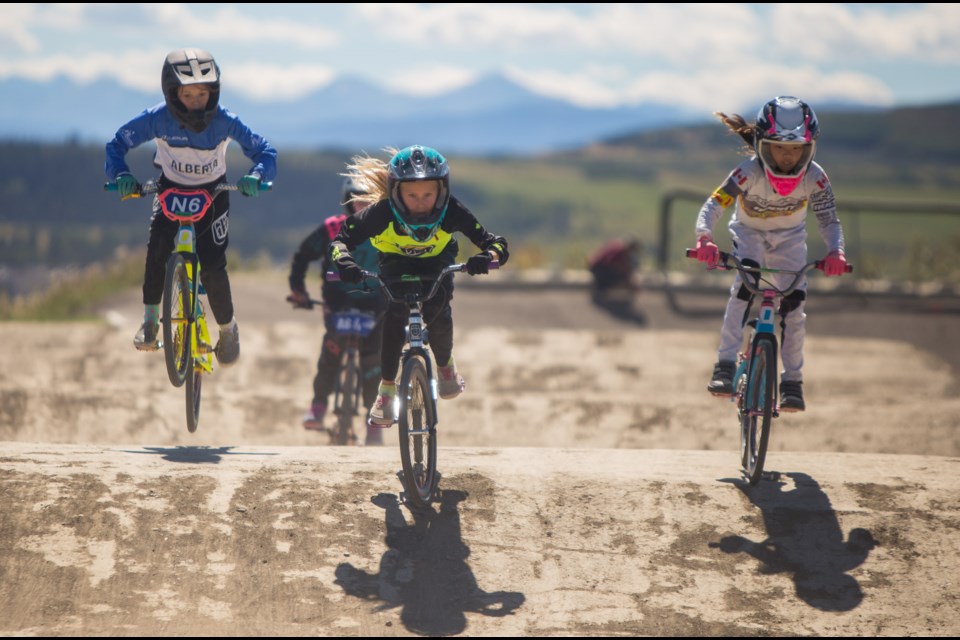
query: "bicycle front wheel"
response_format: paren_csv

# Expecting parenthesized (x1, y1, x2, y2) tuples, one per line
(332, 347, 359, 446)
(162, 254, 192, 388)
(185, 359, 202, 433)
(740, 336, 776, 485)
(397, 355, 438, 508)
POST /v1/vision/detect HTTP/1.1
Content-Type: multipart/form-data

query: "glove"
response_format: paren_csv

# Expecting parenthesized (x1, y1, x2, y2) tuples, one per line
(116, 174, 138, 198)
(695, 237, 720, 268)
(466, 252, 492, 275)
(237, 173, 262, 197)
(287, 290, 312, 309)
(822, 251, 847, 277)
(336, 257, 363, 284)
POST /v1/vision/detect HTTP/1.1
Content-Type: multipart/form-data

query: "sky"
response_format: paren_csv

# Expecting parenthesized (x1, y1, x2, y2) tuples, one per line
(3, 3, 960, 113)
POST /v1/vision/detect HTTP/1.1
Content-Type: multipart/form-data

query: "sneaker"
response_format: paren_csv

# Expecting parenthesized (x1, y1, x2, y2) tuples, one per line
(368, 384, 398, 426)
(707, 361, 736, 396)
(437, 358, 466, 399)
(215, 323, 240, 367)
(364, 424, 384, 446)
(302, 402, 327, 431)
(780, 380, 806, 413)
(134, 321, 160, 352)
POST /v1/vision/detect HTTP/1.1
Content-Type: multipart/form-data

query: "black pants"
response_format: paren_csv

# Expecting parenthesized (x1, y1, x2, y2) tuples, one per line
(378, 257, 455, 381)
(314, 310, 384, 408)
(142, 186, 233, 325)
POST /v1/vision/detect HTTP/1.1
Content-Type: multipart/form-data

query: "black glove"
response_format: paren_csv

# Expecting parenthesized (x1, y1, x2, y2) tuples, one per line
(466, 252, 492, 276)
(287, 290, 312, 309)
(337, 257, 363, 284)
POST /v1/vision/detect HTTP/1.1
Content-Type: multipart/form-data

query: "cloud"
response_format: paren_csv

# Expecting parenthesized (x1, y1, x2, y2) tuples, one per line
(773, 4, 960, 63)
(382, 66, 478, 97)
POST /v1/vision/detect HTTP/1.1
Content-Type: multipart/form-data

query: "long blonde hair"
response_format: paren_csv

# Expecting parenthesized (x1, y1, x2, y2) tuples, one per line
(341, 147, 398, 208)
(715, 111, 757, 156)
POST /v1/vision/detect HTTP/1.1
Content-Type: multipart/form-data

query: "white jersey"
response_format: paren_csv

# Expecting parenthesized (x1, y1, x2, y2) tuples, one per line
(695, 158, 844, 254)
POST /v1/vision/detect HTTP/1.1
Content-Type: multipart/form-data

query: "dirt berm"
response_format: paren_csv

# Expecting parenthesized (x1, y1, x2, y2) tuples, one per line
(1, 270, 958, 636)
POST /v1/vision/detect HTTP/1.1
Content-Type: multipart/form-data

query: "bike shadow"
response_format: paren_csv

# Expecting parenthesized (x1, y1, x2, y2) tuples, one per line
(118, 446, 278, 464)
(334, 490, 525, 636)
(711, 472, 878, 612)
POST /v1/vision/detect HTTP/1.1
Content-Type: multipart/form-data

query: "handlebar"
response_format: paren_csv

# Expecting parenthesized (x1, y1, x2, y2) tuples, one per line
(684, 249, 853, 299)
(104, 178, 273, 198)
(326, 261, 500, 306)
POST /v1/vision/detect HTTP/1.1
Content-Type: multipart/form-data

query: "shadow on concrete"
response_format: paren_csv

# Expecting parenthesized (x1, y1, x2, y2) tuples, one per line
(712, 472, 878, 612)
(335, 490, 525, 636)
(119, 445, 278, 464)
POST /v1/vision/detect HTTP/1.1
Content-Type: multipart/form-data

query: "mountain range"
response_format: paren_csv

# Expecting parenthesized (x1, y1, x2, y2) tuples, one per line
(0, 73, 727, 155)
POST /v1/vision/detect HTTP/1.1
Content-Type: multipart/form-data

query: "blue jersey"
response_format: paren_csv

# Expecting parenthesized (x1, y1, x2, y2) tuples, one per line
(104, 102, 277, 186)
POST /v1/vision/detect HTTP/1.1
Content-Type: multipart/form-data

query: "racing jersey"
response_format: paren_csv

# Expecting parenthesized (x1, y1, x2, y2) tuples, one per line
(104, 102, 277, 187)
(695, 158, 845, 253)
(329, 196, 508, 266)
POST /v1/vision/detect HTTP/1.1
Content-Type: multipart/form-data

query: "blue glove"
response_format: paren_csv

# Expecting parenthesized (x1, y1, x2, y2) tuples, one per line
(237, 173, 262, 197)
(466, 252, 492, 275)
(336, 256, 363, 284)
(116, 174, 138, 198)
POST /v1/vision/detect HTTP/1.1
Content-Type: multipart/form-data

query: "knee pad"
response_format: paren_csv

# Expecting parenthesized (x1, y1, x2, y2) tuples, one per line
(779, 290, 806, 316)
(736, 258, 761, 301)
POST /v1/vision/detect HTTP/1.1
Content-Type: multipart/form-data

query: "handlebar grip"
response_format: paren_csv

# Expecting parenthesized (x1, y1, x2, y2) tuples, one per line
(259, 181, 273, 192)
(325, 270, 340, 282)
(104, 182, 118, 192)
(490, 260, 500, 270)
(685, 248, 697, 259)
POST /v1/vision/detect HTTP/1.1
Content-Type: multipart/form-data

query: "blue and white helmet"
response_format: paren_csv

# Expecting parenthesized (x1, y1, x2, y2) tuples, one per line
(755, 96, 819, 195)
(387, 145, 450, 242)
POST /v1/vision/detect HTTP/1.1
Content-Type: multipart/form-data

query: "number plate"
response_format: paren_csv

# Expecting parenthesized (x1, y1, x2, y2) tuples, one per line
(332, 311, 377, 337)
(159, 188, 214, 222)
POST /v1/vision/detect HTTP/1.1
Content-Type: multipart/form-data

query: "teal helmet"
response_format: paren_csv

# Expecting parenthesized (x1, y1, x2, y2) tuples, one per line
(387, 145, 450, 242)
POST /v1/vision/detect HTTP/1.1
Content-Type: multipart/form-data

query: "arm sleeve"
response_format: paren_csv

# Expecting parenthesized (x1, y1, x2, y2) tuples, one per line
(289, 226, 330, 292)
(448, 197, 509, 264)
(808, 170, 845, 254)
(695, 168, 744, 240)
(226, 109, 278, 182)
(104, 109, 155, 180)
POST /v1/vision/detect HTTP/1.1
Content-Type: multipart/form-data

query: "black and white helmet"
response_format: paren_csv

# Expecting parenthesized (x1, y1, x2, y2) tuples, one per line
(161, 48, 221, 133)
(340, 175, 367, 216)
(755, 96, 819, 195)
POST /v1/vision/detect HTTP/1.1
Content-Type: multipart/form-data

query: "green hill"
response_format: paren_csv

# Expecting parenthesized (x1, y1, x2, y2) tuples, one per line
(1, 102, 958, 279)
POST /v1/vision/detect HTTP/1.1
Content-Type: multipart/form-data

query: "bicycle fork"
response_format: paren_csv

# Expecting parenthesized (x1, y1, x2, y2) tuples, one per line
(175, 224, 214, 370)
(741, 290, 780, 417)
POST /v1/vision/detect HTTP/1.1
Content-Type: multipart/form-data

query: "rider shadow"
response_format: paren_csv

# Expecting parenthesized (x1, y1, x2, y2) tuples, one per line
(590, 289, 647, 326)
(711, 472, 878, 612)
(334, 490, 525, 636)
(119, 446, 277, 465)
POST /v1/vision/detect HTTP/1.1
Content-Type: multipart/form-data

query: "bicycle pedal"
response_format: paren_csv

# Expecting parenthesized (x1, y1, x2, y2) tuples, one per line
(197, 341, 214, 354)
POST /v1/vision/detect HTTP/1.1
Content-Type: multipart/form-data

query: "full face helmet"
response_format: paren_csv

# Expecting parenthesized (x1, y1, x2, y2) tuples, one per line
(755, 96, 819, 196)
(387, 145, 450, 242)
(340, 175, 367, 216)
(161, 48, 221, 133)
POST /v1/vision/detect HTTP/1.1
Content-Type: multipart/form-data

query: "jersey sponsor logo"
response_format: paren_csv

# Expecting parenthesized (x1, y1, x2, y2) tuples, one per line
(212, 213, 229, 244)
(169, 158, 220, 176)
(398, 244, 435, 257)
(742, 195, 805, 219)
(712, 188, 734, 208)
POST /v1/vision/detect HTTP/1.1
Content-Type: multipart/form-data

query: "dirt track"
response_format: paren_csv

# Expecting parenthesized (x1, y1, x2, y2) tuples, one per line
(0, 270, 958, 636)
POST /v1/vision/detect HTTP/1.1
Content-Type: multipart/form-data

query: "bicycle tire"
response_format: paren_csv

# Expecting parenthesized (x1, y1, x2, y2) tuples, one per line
(162, 254, 192, 388)
(740, 336, 776, 485)
(332, 347, 359, 446)
(397, 355, 438, 508)
(185, 359, 202, 433)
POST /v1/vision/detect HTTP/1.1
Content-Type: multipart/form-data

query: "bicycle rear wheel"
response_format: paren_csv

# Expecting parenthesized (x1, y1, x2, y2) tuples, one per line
(397, 355, 438, 508)
(331, 348, 359, 446)
(162, 254, 192, 388)
(740, 336, 776, 485)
